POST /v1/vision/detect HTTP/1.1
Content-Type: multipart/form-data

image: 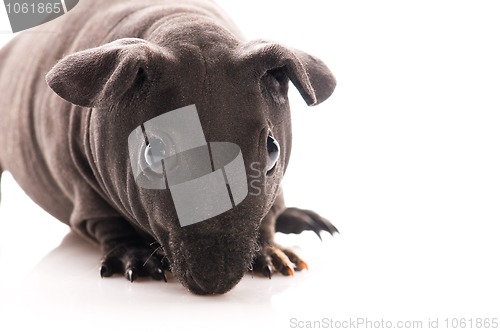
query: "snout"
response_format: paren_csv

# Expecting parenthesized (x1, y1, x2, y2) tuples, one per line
(179, 136, 280, 295)
(185, 264, 243, 295)
(171, 231, 258, 295)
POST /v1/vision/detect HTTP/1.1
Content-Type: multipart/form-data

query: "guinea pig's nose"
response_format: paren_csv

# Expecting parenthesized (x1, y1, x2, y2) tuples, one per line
(266, 135, 280, 173)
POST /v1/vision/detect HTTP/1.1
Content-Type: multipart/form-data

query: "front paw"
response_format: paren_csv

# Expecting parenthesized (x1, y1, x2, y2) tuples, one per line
(99, 242, 169, 282)
(275, 207, 338, 238)
(252, 244, 308, 278)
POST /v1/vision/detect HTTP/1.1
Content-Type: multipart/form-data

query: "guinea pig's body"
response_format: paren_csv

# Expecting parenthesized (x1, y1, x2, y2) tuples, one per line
(0, 0, 337, 294)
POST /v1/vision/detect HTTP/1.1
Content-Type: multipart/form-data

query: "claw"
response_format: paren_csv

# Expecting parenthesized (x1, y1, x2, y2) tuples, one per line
(161, 257, 170, 270)
(296, 261, 309, 271)
(100, 264, 113, 278)
(262, 265, 272, 279)
(151, 268, 166, 282)
(281, 265, 295, 276)
(100, 265, 107, 278)
(126, 269, 136, 283)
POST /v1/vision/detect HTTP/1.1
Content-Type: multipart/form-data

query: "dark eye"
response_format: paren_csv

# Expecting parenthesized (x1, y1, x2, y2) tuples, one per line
(266, 135, 280, 173)
(144, 137, 167, 174)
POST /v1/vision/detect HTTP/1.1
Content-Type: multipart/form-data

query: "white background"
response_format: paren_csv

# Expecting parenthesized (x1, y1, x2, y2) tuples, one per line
(1, 1, 500, 331)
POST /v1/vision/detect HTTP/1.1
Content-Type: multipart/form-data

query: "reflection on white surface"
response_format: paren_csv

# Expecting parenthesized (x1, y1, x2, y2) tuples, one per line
(0, 173, 339, 332)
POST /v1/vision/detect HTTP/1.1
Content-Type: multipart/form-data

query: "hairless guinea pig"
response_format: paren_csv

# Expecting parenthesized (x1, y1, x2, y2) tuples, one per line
(0, 0, 337, 295)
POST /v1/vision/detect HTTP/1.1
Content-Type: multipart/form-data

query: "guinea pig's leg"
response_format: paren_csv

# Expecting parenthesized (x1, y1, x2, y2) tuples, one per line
(253, 209, 303, 277)
(86, 217, 168, 282)
(252, 192, 338, 278)
(251, 192, 298, 278)
(275, 208, 339, 240)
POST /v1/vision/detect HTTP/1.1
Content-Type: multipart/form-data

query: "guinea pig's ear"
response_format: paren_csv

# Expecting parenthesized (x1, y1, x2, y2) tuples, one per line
(241, 40, 336, 106)
(46, 38, 170, 108)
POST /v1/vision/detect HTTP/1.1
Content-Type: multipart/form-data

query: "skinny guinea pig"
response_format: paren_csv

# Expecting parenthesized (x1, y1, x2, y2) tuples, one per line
(0, 0, 337, 295)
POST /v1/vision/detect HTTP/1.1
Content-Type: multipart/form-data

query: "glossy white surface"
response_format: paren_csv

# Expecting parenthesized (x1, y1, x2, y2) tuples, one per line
(2, 1, 500, 331)
(0, 174, 338, 331)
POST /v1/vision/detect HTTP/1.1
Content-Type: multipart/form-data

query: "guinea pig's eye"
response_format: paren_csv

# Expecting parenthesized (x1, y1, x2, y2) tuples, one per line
(144, 137, 167, 174)
(266, 135, 280, 173)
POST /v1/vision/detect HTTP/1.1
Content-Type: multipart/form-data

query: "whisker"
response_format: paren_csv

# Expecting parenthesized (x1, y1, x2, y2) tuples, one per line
(143, 244, 164, 267)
